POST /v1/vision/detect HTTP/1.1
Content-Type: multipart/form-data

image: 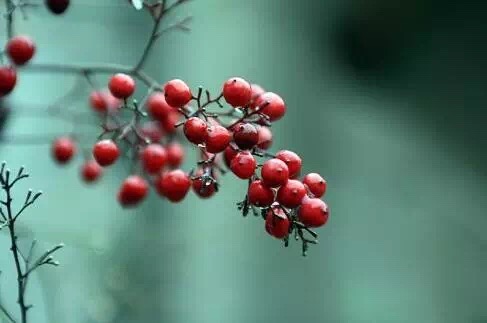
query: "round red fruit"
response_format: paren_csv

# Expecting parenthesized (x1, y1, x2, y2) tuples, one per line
(298, 197, 329, 228)
(163, 79, 192, 108)
(192, 170, 217, 199)
(166, 143, 184, 167)
(261, 158, 289, 187)
(108, 73, 135, 99)
(248, 180, 274, 207)
(6, 36, 36, 66)
(140, 121, 164, 143)
(80, 160, 102, 183)
(230, 151, 256, 179)
(45, 0, 70, 14)
(0, 66, 17, 96)
(303, 173, 327, 198)
(89, 90, 120, 113)
(257, 126, 273, 150)
(184, 117, 208, 144)
(233, 123, 259, 150)
(118, 175, 149, 207)
(147, 92, 173, 121)
(223, 146, 238, 168)
(276, 179, 306, 208)
(205, 125, 231, 153)
(255, 92, 286, 122)
(160, 111, 180, 134)
(276, 150, 302, 178)
(222, 77, 252, 107)
(141, 144, 167, 174)
(52, 137, 76, 164)
(156, 170, 191, 202)
(250, 84, 265, 109)
(93, 139, 119, 166)
(265, 205, 290, 239)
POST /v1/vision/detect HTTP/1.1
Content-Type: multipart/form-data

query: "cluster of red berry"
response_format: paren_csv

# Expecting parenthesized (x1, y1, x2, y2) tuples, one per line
(50, 73, 330, 253)
(0, 0, 68, 97)
(1, 0, 329, 254)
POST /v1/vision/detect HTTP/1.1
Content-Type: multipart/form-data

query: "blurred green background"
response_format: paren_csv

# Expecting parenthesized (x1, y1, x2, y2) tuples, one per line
(1, 0, 487, 322)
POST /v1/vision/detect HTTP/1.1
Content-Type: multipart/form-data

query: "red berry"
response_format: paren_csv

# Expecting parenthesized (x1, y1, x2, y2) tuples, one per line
(257, 126, 273, 150)
(166, 143, 184, 167)
(223, 146, 238, 168)
(192, 170, 217, 199)
(233, 123, 259, 150)
(80, 160, 102, 183)
(276, 150, 302, 178)
(265, 205, 290, 239)
(156, 169, 191, 202)
(52, 137, 76, 164)
(251, 84, 265, 97)
(261, 158, 289, 187)
(147, 92, 173, 121)
(108, 73, 135, 99)
(205, 125, 231, 153)
(0, 66, 17, 97)
(118, 175, 149, 207)
(6, 36, 36, 66)
(140, 121, 164, 143)
(298, 197, 329, 228)
(303, 173, 327, 198)
(276, 179, 306, 208)
(93, 139, 120, 166)
(222, 77, 252, 107)
(255, 92, 286, 122)
(183, 117, 208, 144)
(141, 144, 167, 174)
(45, 0, 69, 14)
(163, 79, 192, 108)
(248, 180, 274, 207)
(160, 111, 180, 134)
(230, 151, 256, 179)
(89, 90, 120, 113)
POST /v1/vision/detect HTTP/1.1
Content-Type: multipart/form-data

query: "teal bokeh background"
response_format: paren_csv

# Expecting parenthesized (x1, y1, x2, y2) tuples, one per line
(1, 1, 487, 322)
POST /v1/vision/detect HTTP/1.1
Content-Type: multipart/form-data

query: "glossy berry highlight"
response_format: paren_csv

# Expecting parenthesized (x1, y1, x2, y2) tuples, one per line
(163, 79, 192, 108)
(108, 73, 135, 99)
(223, 77, 252, 107)
(93, 139, 120, 167)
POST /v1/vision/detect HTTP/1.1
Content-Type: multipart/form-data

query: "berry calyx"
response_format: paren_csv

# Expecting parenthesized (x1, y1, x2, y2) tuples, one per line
(166, 142, 184, 167)
(80, 160, 102, 183)
(0, 66, 17, 97)
(276, 150, 302, 178)
(205, 125, 231, 153)
(255, 92, 286, 121)
(6, 35, 36, 66)
(93, 139, 120, 166)
(118, 175, 149, 207)
(276, 179, 306, 208)
(233, 123, 259, 150)
(183, 117, 208, 144)
(141, 144, 167, 174)
(303, 173, 327, 198)
(45, 0, 70, 14)
(163, 79, 192, 108)
(156, 169, 191, 202)
(248, 180, 274, 207)
(230, 151, 256, 179)
(298, 197, 329, 228)
(222, 77, 252, 107)
(147, 92, 173, 121)
(257, 126, 273, 150)
(265, 205, 290, 239)
(108, 73, 135, 99)
(52, 137, 76, 164)
(261, 158, 289, 187)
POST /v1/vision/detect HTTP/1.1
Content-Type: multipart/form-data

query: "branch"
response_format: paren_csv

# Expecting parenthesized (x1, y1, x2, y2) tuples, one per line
(0, 303, 16, 323)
